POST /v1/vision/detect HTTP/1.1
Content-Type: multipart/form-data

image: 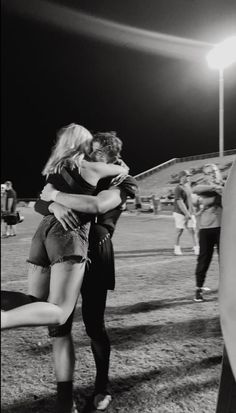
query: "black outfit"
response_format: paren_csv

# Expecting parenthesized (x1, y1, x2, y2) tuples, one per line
(195, 227, 220, 288)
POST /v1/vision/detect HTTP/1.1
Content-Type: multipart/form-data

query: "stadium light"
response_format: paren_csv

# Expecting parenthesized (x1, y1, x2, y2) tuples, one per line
(206, 36, 236, 163)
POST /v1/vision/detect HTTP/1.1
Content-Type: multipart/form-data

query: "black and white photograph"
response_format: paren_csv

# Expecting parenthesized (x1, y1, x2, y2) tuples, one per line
(1, 1, 236, 412)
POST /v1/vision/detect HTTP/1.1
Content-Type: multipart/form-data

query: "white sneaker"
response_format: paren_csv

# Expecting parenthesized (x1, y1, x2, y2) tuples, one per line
(202, 286, 211, 291)
(174, 245, 182, 255)
(193, 245, 199, 255)
(93, 394, 112, 411)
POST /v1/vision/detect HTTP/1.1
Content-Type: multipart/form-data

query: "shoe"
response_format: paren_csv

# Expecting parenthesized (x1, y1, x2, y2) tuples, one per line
(71, 401, 79, 413)
(193, 245, 199, 255)
(194, 289, 204, 302)
(1, 234, 9, 238)
(174, 245, 182, 255)
(202, 286, 211, 291)
(93, 394, 112, 411)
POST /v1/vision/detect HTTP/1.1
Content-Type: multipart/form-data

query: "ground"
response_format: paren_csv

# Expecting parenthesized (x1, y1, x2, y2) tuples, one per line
(1, 208, 222, 413)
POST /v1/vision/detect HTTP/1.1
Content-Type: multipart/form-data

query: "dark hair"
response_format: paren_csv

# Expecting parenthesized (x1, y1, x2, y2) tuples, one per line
(93, 131, 123, 159)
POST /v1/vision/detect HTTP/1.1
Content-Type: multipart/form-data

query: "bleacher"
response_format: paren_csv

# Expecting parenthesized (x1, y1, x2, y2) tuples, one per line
(134, 150, 236, 197)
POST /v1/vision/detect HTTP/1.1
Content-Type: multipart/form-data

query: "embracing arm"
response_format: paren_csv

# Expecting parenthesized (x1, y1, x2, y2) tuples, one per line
(50, 188, 122, 215)
(81, 159, 128, 181)
(219, 160, 236, 379)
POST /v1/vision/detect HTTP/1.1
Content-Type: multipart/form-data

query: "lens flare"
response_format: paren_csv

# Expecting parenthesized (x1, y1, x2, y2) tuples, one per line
(4, 0, 213, 62)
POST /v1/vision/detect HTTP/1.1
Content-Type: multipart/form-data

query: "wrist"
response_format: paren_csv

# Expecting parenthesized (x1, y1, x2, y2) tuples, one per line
(48, 202, 56, 213)
(51, 190, 60, 201)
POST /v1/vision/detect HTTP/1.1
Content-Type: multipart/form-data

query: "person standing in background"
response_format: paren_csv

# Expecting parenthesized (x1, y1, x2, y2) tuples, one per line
(2, 180, 17, 237)
(193, 164, 223, 302)
(173, 170, 199, 256)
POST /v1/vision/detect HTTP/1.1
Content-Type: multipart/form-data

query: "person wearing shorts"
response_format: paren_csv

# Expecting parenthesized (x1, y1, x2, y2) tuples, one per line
(1, 125, 127, 333)
(173, 170, 199, 256)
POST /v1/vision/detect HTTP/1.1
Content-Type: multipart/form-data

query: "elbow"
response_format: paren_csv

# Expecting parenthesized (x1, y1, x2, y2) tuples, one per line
(96, 202, 105, 215)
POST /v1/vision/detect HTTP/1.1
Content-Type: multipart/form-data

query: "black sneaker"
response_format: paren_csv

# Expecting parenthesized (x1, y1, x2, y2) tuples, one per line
(194, 289, 204, 302)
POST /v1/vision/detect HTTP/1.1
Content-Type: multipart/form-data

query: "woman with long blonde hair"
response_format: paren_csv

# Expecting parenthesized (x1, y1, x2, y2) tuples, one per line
(1, 123, 128, 330)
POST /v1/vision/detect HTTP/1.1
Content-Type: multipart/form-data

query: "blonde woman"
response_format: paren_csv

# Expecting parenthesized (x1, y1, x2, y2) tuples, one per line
(1, 124, 127, 330)
(193, 163, 223, 301)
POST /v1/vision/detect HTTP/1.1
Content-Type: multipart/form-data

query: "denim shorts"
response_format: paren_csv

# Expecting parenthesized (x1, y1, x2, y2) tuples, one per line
(27, 215, 90, 267)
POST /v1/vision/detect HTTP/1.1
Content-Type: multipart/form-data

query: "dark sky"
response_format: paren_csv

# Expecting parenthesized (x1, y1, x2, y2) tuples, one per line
(1, 0, 236, 197)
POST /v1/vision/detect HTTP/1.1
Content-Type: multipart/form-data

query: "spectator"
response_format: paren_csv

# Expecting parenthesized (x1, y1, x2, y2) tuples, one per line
(173, 170, 199, 255)
(193, 164, 223, 302)
(134, 191, 142, 215)
(2, 181, 17, 237)
(1, 184, 7, 236)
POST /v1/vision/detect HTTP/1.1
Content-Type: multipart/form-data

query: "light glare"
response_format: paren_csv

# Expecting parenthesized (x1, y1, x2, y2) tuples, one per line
(206, 36, 236, 70)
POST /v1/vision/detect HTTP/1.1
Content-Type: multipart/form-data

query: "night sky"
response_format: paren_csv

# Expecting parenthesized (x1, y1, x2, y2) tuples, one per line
(2, 0, 236, 197)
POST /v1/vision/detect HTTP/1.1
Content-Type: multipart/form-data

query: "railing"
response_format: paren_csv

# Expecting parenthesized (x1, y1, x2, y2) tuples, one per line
(134, 158, 177, 181)
(134, 149, 236, 181)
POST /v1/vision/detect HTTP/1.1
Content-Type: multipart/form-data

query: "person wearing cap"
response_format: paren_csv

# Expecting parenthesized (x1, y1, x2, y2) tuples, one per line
(192, 163, 223, 302)
(173, 170, 199, 256)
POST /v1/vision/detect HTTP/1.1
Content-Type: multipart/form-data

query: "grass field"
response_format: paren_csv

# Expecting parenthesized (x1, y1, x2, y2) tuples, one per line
(1, 208, 223, 413)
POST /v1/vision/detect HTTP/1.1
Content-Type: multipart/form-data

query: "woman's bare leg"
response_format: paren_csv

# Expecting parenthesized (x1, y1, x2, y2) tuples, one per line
(1, 264, 50, 311)
(1, 261, 85, 329)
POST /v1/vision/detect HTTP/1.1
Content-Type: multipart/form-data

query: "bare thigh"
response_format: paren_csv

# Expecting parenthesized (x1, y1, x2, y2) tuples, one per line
(28, 264, 50, 300)
(48, 261, 86, 319)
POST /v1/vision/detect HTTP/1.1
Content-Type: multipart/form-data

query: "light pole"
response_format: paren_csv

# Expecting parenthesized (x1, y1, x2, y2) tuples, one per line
(206, 36, 236, 163)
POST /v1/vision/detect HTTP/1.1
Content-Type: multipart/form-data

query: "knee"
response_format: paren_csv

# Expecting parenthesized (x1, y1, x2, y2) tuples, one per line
(84, 321, 107, 340)
(48, 314, 73, 338)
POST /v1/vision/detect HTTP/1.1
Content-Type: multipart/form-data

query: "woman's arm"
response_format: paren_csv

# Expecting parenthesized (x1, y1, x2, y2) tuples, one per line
(41, 183, 122, 214)
(81, 160, 128, 182)
(219, 160, 236, 379)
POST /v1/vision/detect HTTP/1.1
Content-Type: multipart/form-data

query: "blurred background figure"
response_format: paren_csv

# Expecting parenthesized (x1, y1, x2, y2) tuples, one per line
(173, 170, 199, 256)
(134, 190, 142, 215)
(2, 180, 18, 237)
(193, 164, 223, 302)
(1, 184, 7, 236)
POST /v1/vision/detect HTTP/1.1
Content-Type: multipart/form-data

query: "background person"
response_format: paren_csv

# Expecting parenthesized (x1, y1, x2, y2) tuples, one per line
(1, 184, 7, 236)
(2, 180, 17, 237)
(173, 170, 199, 255)
(193, 164, 223, 302)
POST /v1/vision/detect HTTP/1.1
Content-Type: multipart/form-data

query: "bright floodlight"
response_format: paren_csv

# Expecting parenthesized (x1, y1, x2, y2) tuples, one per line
(206, 36, 236, 69)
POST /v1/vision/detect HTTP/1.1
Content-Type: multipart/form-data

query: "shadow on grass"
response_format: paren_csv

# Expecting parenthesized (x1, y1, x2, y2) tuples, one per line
(105, 291, 218, 316)
(107, 316, 221, 350)
(1, 354, 222, 413)
(24, 297, 220, 356)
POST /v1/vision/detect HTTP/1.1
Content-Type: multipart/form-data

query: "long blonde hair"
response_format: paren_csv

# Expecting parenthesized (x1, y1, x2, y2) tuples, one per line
(42, 123, 93, 176)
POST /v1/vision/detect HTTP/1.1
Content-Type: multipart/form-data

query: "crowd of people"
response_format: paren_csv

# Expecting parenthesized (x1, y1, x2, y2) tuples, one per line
(1, 123, 235, 413)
